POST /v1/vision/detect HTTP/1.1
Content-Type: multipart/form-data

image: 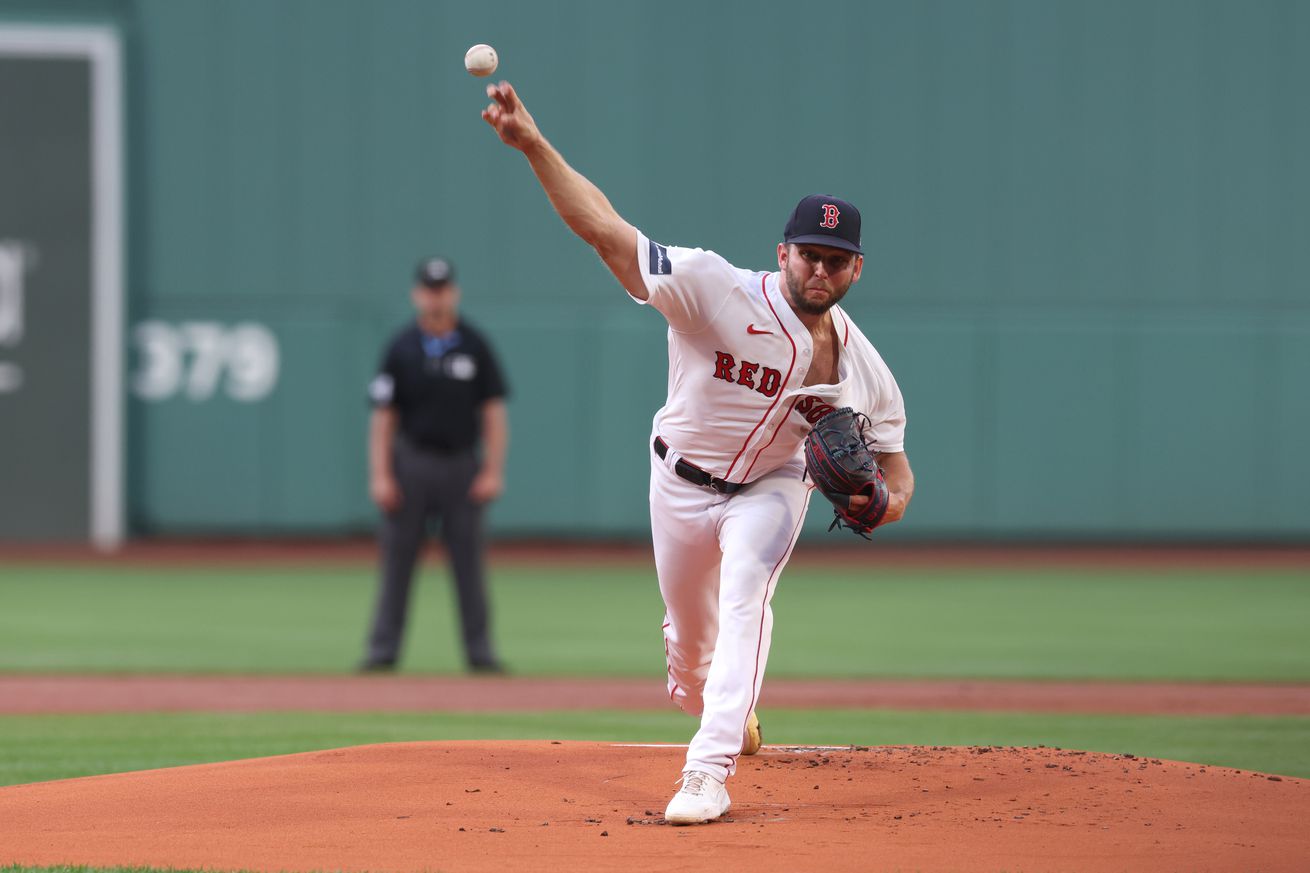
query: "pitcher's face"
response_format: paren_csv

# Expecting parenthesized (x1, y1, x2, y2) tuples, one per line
(779, 244, 862, 315)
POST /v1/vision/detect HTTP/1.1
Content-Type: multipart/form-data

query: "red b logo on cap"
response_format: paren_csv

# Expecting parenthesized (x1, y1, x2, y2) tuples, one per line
(820, 204, 840, 229)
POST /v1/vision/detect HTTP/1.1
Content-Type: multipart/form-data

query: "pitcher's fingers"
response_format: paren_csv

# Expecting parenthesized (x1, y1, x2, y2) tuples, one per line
(487, 81, 513, 111)
(499, 81, 521, 109)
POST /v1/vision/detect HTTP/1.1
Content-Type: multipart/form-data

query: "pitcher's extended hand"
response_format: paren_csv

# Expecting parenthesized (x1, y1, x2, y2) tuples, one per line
(482, 81, 541, 152)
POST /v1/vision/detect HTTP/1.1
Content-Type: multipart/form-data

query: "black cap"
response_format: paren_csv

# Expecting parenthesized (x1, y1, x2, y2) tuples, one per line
(783, 194, 862, 255)
(415, 257, 455, 287)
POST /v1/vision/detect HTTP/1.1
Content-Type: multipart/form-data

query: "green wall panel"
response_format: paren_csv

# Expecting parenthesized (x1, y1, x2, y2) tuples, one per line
(1131, 319, 1275, 535)
(132, 377, 265, 530)
(1275, 322, 1310, 534)
(992, 321, 1125, 531)
(7, 0, 1304, 539)
(478, 307, 594, 532)
(261, 316, 371, 529)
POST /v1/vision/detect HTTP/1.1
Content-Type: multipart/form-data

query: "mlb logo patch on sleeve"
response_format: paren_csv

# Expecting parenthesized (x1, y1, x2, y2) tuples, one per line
(648, 240, 672, 275)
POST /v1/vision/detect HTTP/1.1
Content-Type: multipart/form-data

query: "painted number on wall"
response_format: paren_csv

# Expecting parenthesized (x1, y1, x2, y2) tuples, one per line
(133, 321, 279, 402)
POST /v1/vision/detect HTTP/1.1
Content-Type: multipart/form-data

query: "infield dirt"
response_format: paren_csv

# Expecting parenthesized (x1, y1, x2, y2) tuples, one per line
(1, 740, 1305, 873)
(4, 673, 1310, 715)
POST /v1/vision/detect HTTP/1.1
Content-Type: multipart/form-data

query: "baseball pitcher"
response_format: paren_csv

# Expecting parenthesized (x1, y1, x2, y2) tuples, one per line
(482, 81, 914, 824)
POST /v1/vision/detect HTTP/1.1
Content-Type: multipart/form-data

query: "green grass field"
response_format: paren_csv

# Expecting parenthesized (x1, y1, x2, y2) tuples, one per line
(2, 709, 1307, 786)
(2, 561, 1308, 680)
(1, 558, 1308, 793)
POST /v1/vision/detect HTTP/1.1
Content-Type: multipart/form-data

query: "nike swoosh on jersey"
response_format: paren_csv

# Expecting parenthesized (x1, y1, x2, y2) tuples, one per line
(746, 324, 773, 335)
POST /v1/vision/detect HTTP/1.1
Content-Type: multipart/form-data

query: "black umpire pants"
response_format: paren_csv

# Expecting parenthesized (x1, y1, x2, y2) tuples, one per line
(364, 436, 497, 668)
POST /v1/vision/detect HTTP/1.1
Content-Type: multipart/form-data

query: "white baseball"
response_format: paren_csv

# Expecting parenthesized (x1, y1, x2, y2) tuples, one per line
(464, 44, 498, 77)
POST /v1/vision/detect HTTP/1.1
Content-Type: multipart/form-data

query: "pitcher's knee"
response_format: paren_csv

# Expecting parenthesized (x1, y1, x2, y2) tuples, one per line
(664, 627, 713, 717)
(664, 639, 713, 688)
(667, 676, 705, 716)
(665, 655, 709, 712)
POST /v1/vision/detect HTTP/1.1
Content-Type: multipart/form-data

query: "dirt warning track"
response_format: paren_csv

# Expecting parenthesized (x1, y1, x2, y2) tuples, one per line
(1, 741, 1304, 873)
(4, 673, 1309, 715)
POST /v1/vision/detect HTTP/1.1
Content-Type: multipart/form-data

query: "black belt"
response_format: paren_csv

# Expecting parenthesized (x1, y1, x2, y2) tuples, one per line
(399, 434, 471, 457)
(653, 437, 744, 494)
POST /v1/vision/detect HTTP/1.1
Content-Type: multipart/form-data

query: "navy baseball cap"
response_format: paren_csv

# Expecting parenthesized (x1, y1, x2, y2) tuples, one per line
(783, 194, 863, 255)
(415, 257, 455, 287)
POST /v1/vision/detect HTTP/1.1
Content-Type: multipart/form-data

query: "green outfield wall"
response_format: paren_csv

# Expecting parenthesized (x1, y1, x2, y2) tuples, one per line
(2, 0, 1307, 540)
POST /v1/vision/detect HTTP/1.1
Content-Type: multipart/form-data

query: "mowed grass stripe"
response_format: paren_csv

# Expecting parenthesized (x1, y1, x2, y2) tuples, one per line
(1, 709, 1307, 787)
(1, 563, 1307, 681)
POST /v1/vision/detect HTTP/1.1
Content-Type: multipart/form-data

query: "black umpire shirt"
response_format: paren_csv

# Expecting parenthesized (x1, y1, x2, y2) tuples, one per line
(368, 319, 508, 453)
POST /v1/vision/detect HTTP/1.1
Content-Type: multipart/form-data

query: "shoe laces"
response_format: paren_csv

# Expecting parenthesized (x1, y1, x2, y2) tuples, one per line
(677, 771, 712, 796)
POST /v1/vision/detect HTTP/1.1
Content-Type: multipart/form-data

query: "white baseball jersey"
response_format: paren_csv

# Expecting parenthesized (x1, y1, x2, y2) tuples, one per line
(631, 231, 906, 476)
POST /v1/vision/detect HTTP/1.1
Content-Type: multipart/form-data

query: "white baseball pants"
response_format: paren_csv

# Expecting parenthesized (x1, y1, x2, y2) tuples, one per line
(649, 440, 812, 781)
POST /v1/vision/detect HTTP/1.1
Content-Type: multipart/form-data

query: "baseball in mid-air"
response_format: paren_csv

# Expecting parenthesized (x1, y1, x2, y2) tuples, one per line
(464, 44, 498, 77)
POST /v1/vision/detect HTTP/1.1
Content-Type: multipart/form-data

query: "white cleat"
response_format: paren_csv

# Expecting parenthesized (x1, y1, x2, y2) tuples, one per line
(664, 770, 731, 825)
(741, 710, 762, 756)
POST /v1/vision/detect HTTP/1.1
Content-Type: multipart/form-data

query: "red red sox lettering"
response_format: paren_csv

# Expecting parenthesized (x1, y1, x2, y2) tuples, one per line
(713, 351, 782, 397)
(711, 351, 837, 422)
(794, 395, 838, 424)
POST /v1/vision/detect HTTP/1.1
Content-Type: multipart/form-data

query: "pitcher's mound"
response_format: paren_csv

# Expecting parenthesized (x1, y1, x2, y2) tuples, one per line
(1, 741, 1303, 873)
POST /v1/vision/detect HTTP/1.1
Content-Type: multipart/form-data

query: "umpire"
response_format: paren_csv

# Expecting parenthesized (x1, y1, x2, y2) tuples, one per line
(360, 257, 509, 674)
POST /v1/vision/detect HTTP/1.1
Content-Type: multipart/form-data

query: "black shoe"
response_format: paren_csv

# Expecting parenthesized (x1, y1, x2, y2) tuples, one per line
(357, 658, 396, 674)
(469, 659, 508, 676)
